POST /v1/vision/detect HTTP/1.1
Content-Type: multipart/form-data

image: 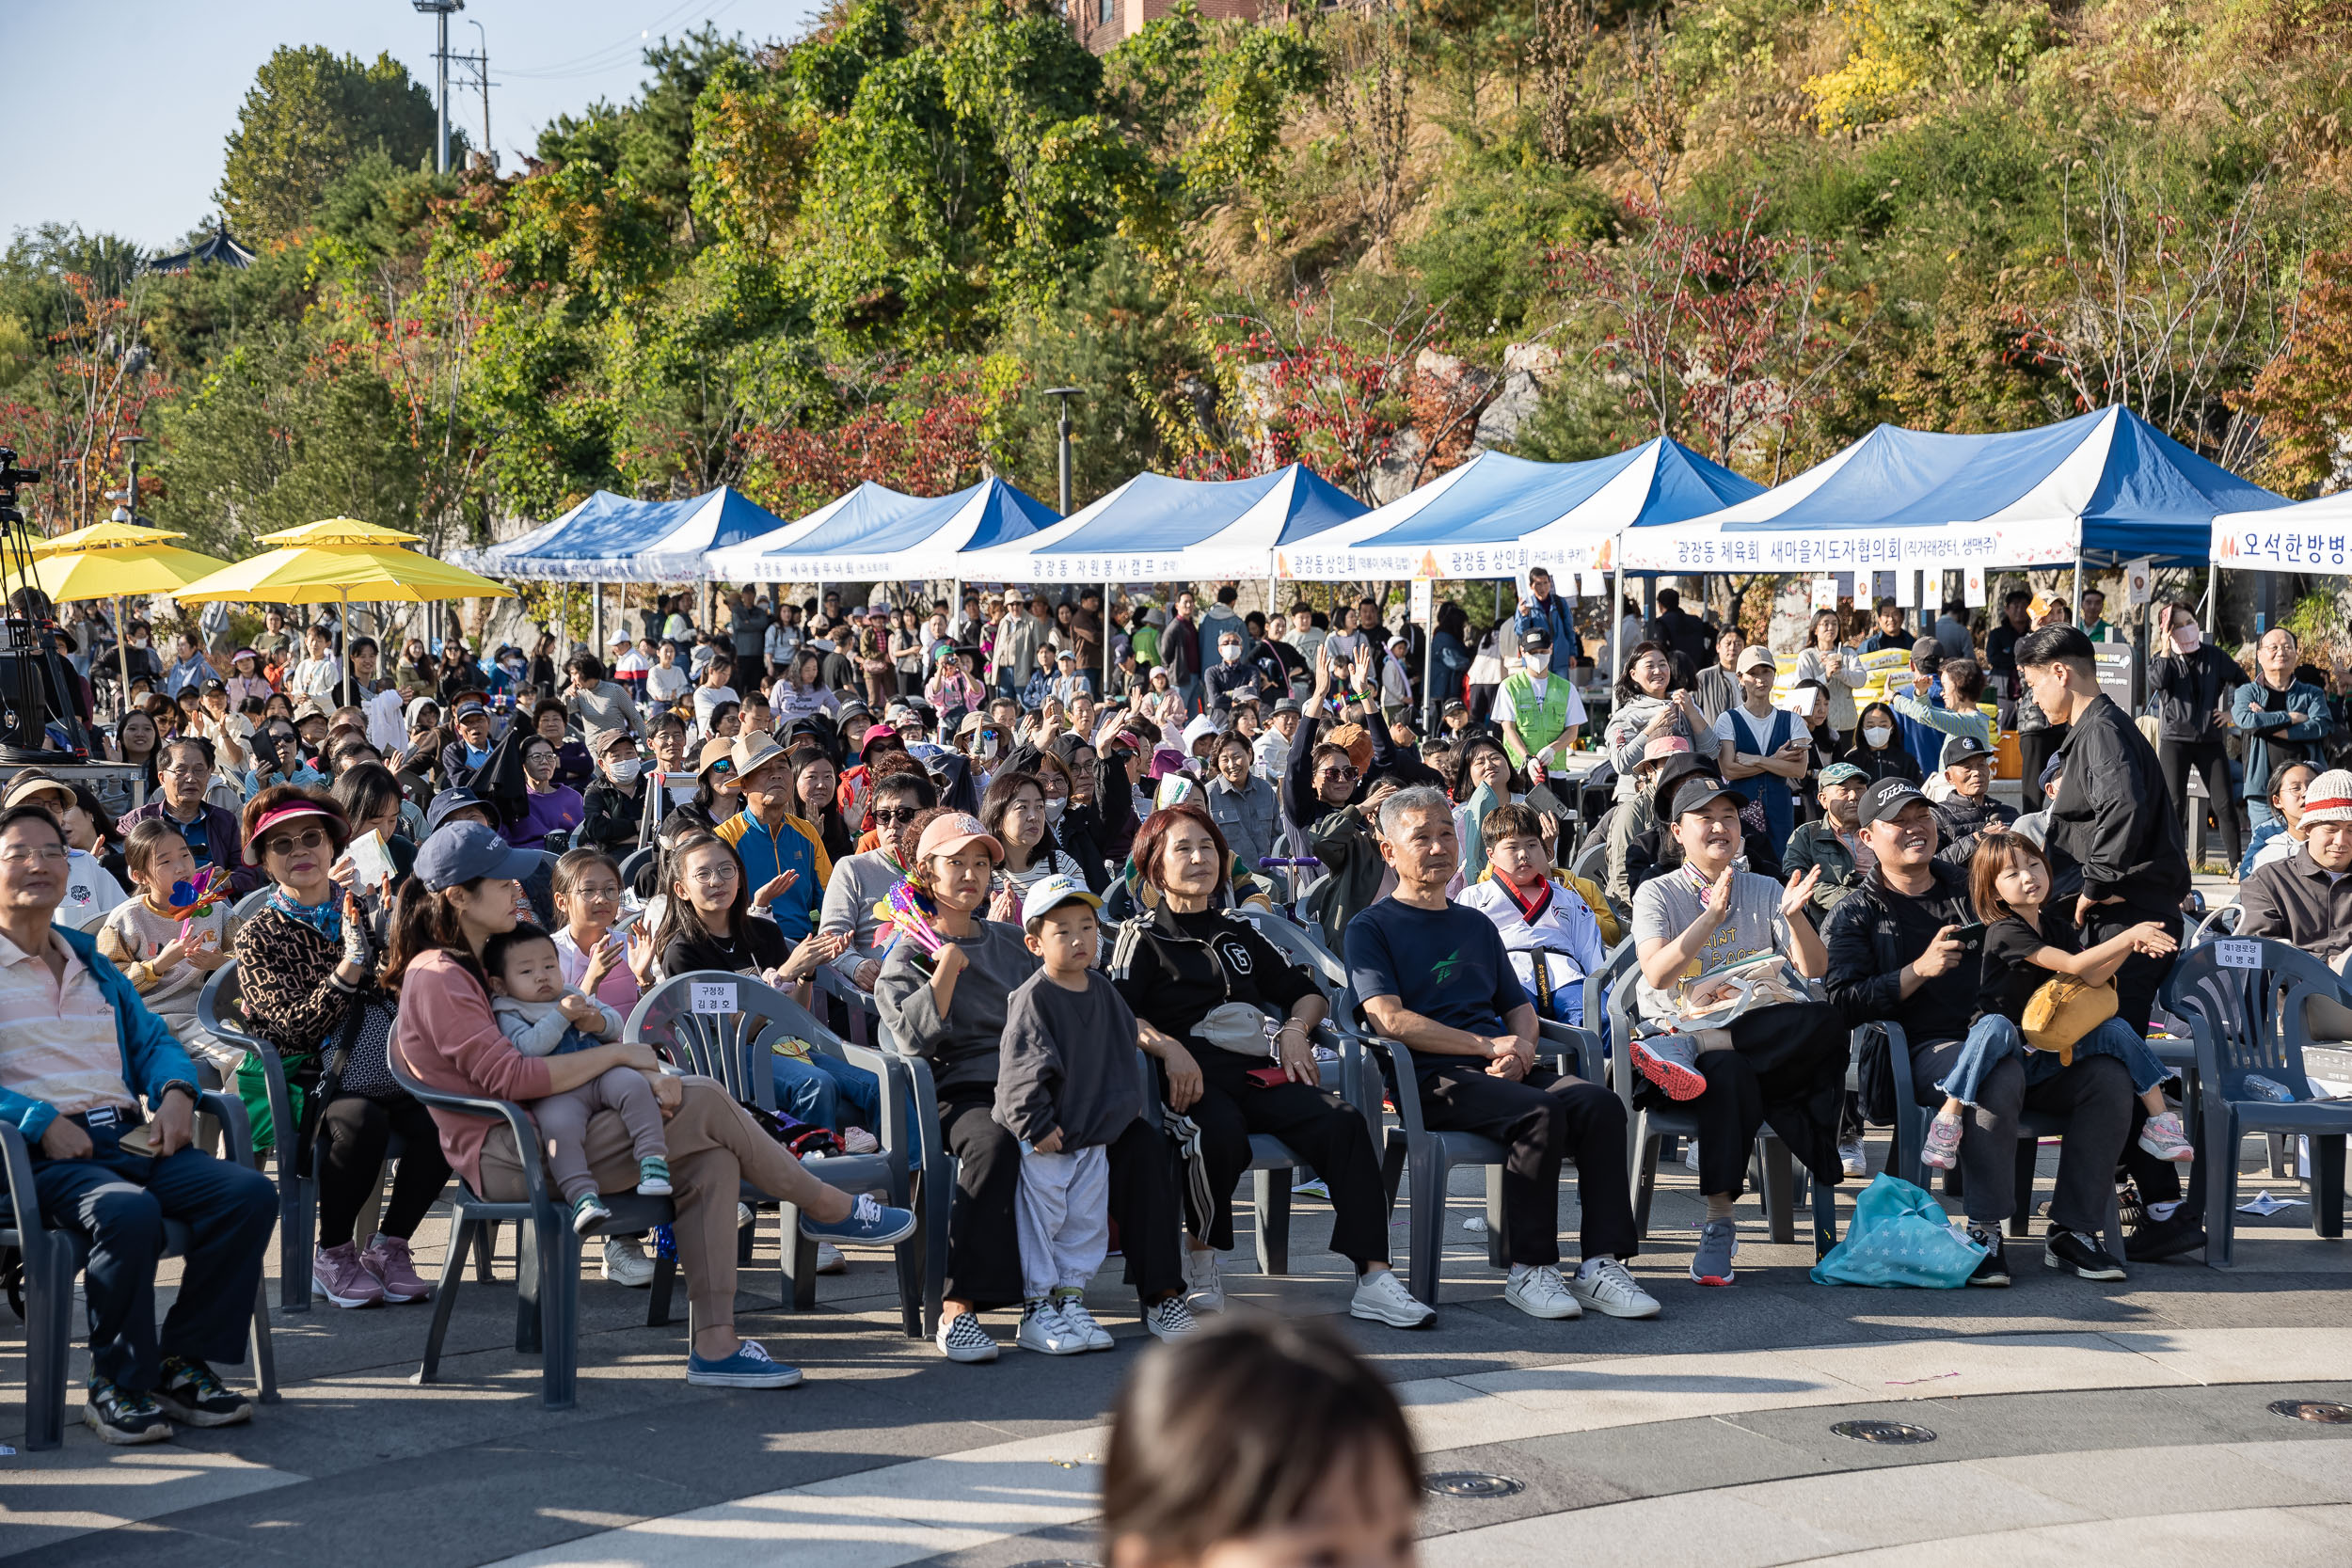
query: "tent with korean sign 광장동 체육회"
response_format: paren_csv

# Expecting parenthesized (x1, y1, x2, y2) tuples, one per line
(1617, 405, 2287, 575)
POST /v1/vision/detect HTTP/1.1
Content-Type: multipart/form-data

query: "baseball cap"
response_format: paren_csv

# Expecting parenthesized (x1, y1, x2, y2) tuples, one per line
(1519, 623, 1553, 649)
(293, 699, 327, 722)
(589, 726, 635, 758)
(1641, 735, 1693, 765)
(453, 700, 488, 721)
(914, 811, 1004, 864)
(1910, 637, 1944, 672)
(1665, 771, 1735, 821)
(1859, 776, 1929, 827)
(1939, 733, 1994, 769)
(2037, 753, 2066, 791)
(423, 786, 491, 838)
(1021, 872, 1102, 925)
(415, 820, 542, 891)
(1736, 644, 1776, 673)
(1817, 761, 1867, 787)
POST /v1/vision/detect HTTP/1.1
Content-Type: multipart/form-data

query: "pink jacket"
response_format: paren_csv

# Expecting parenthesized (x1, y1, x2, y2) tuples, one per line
(392, 948, 553, 1191)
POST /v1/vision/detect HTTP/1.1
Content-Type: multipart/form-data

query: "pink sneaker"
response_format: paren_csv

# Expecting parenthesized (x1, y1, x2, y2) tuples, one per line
(1921, 1110, 1963, 1171)
(359, 1232, 433, 1303)
(2137, 1111, 2195, 1163)
(312, 1242, 386, 1308)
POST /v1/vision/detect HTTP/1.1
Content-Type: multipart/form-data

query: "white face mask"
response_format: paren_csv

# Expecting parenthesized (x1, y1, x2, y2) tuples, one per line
(1523, 655, 1549, 675)
(1863, 725, 1893, 748)
(607, 759, 642, 786)
(1221, 646, 1241, 663)
(1044, 798, 1066, 824)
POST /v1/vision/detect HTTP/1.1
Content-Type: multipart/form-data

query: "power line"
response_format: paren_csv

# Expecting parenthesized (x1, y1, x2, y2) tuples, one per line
(498, 0, 740, 79)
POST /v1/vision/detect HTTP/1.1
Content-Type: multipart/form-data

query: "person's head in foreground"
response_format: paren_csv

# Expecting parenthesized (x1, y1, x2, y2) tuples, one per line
(1104, 1316, 1419, 1568)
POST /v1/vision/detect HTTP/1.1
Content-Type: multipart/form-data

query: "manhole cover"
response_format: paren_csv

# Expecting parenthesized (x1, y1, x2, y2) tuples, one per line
(1831, 1419, 1937, 1445)
(2270, 1400, 2352, 1424)
(1422, 1470, 1526, 1498)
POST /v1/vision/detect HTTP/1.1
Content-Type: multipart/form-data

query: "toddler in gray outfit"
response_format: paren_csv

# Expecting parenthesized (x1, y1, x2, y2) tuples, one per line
(486, 923, 672, 1233)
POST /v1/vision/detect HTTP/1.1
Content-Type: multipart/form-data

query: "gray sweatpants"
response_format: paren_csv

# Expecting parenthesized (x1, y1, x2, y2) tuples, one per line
(530, 1067, 668, 1203)
(1014, 1144, 1109, 1302)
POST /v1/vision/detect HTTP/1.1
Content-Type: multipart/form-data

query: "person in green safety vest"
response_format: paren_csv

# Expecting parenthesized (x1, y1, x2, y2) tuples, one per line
(1494, 625, 1587, 771)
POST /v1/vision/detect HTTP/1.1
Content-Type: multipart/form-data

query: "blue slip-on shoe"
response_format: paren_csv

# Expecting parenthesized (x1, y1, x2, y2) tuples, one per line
(687, 1338, 804, 1388)
(800, 1192, 916, 1247)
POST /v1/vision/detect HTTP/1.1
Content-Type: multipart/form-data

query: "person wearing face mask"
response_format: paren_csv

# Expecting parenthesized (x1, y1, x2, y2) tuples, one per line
(1494, 624, 1588, 774)
(1838, 700, 1921, 784)
(2149, 604, 2245, 874)
(1201, 630, 1263, 721)
(578, 729, 654, 852)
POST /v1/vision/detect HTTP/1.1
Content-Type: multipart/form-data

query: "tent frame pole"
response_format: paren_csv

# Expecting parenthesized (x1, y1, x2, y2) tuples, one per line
(2071, 550, 2085, 623)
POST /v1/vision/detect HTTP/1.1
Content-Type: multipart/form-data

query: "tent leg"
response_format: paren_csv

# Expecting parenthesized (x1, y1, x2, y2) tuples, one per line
(2071, 550, 2084, 622)
(1612, 566, 1624, 691)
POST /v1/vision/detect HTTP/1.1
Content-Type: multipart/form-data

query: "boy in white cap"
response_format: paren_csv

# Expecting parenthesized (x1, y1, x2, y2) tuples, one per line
(994, 873, 1143, 1356)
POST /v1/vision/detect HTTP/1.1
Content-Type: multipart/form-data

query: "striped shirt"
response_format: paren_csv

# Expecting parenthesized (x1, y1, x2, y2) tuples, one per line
(0, 927, 133, 1115)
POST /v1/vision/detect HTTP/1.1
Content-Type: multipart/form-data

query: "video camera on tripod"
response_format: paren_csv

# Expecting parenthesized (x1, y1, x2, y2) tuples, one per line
(0, 448, 98, 763)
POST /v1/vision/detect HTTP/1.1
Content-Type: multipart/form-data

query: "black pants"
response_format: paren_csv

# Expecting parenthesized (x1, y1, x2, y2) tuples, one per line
(1667, 1001, 1851, 1198)
(1418, 1063, 1637, 1267)
(2018, 726, 2065, 798)
(314, 1094, 450, 1248)
(2158, 737, 2241, 869)
(1179, 1049, 1390, 1268)
(1910, 1041, 2149, 1233)
(937, 1088, 1185, 1311)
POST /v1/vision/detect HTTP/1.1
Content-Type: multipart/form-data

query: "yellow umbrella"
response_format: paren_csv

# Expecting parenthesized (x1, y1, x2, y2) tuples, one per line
(174, 538, 516, 706)
(257, 517, 425, 547)
(2, 525, 234, 700)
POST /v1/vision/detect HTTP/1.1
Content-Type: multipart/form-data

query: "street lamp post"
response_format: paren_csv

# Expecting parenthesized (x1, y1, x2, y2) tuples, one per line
(414, 0, 464, 175)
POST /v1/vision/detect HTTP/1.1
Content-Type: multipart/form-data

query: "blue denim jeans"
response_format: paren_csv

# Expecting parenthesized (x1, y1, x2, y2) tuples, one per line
(2248, 797, 2279, 832)
(770, 1051, 882, 1132)
(1936, 1015, 2171, 1106)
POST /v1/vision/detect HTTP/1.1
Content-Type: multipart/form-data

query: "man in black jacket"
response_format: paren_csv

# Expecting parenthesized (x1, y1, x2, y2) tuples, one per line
(578, 728, 653, 852)
(1821, 777, 2187, 1280)
(1929, 735, 2016, 864)
(2018, 625, 2189, 1034)
(2147, 605, 2244, 873)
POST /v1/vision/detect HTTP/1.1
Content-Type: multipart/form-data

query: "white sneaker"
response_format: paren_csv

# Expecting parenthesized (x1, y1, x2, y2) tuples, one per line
(1142, 1295, 1199, 1340)
(934, 1310, 999, 1363)
(1683, 1140, 1700, 1172)
(1570, 1257, 1661, 1320)
(814, 1241, 846, 1275)
(1052, 1292, 1115, 1351)
(1838, 1134, 1869, 1179)
(1349, 1267, 1436, 1329)
(1016, 1300, 1084, 1355)
(1183, 1248, 1227, 1313)
(601, 1235, 657, 1288)
(737, 1201, 755, 1228)
(1502, 1263, 1582, 1320)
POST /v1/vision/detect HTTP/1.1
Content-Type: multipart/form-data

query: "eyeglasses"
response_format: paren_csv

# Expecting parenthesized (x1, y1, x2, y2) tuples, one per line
(0, 844, 69, 865)
(1319, 764, 1359, 781)
(873, 807, 921, 826)
(262, 827, 329, 858)
(160, 763, 210, 778)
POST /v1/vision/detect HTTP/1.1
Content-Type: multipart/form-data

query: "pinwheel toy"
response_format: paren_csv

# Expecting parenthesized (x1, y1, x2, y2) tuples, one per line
(873, 879, 946, 956)
(167, 866, 230, 946)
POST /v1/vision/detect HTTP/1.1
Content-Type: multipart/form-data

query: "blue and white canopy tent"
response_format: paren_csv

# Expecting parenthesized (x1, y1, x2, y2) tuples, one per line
(955, 465, 1366, 584)
(479, 485, 798, 581)
(953, 464, 1365, 689)
(703, 475, 1057, 586)
(1618, 407, 2285, 583)
(1275, 439, 1760, 584)
(469, 484, 800, 655)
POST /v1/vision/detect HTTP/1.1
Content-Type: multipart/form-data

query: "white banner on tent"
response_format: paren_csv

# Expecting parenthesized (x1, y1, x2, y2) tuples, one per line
(1278, 537, 1607, 581)
(2211, 518, 2352, 573)
(1811, 576, 1836, 610)
(1618, 522, 2075, 573)
(1964, 566, 1986, 607)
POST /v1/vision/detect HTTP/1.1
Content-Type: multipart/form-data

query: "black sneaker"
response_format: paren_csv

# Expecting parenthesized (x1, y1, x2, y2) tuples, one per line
(83, 1379, 172, 1445)
(153, 1356, 254, 1428)
(1965, 1227, 2010, 1287)
(2125, 1205, 2207, 1263)
(2044, 1227, 2127, 1281)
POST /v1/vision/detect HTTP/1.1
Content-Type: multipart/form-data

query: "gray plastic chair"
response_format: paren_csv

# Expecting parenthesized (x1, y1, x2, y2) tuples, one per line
(869, 1009, 953, 1338)
(198, 964, 459, 1311)
(1597, 948, 1827, 1250)
(2162, 939, 2351, 1266)
(382, 1021, 677, 1409)
(1876, 1013, 2125, 1261)
(1353, 988, 1603, 1307)
(626, 972, 922, 1333)
(1, 1090, 278, 1450)
(232, 886, 274, 920)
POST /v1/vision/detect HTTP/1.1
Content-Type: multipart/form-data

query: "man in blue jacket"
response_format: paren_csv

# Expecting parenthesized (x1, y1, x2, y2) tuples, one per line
(2232, 626, 2332, 832)
(0, 803, 276, 1444)
(1515, 566, 1580, 678)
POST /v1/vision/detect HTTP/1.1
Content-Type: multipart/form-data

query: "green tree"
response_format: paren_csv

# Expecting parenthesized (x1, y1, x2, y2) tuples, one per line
(215, 46, 446, 243)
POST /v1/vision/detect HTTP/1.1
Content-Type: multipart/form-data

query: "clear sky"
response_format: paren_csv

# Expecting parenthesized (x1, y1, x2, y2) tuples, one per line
(3, 0, 825, 252)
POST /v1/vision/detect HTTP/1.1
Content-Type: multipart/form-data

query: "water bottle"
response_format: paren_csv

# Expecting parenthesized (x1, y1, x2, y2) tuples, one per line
(2242, 1074, 2297, 1103)
(651, 1223, 676, 1260)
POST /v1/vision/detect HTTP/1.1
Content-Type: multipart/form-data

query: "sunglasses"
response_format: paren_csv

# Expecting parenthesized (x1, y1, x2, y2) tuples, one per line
(873, 807, 922, 826)
(262, 826, 330, 858)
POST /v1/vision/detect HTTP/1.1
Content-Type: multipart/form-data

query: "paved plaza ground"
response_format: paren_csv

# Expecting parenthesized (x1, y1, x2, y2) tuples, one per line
(5, 1110, 2347, 1568)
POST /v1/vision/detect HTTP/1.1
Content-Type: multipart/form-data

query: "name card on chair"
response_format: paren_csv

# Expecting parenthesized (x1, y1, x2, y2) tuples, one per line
(2215, 940, 2262, 970)
(691, 982, 738, 1014)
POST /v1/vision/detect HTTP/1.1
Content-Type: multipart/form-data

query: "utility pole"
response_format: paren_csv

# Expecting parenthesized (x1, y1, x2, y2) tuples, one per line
(414, 0, 464, 174)
(463, 19, 499, 171)
(1041, 387, 1082, 515)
